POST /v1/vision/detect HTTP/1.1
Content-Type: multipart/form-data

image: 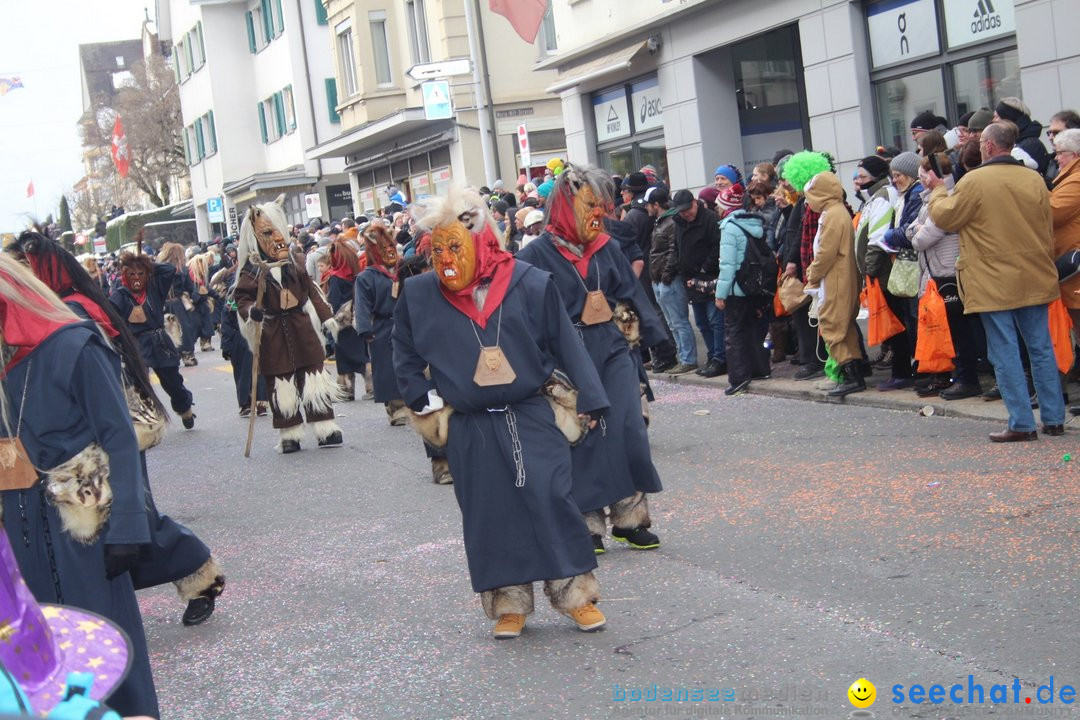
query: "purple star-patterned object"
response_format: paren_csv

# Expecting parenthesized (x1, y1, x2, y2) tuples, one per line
(0, 530, 130, 713)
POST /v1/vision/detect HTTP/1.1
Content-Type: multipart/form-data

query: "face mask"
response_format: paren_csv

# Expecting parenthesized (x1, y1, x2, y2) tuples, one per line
(122, 266, 147, 292)
(251, 207, 289, 261)
(572, 186, 606, 246)
(431, 221, 477, 292)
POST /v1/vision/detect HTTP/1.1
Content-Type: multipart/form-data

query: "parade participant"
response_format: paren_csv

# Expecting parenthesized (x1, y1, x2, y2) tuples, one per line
(221, 289, 269, 417)
(0, 254, 159, 716)
(11, 232, 226, 626)
(109, 251, 197, 429)
(157, 242, 201, 367)
(517, 165, 666, 553)
(393, 188, 610, 638)
(187, 251, 218, 352)
(355, 223, 408, 426)
(326, 238, 365, 401)
(233, 195, 343, 453)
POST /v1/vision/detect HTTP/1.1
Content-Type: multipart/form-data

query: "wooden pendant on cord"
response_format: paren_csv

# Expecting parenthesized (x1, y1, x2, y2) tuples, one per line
(580, 290, 613, 325)
(128, 305, 147, 324)
(0, 438, 37, 490)
(473, 346, 517, 386)
(391, 280, 400, 299)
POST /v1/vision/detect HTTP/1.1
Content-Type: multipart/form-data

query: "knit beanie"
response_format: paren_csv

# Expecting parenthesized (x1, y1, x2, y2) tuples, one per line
(716, 184, 745, 216)
(911, 110, 946, 131)
(995, 100, 1025, 123)
(890, 151, 921, 180)
(858, 155, 890, 181)
(697, 186, 721, 206)
(967, 108, 994, 132)
(713, 164, 743, 186)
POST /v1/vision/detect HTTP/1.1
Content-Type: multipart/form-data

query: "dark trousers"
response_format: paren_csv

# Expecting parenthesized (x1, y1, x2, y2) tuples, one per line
(724, 297, 771, 385)
(793, 303, 826, 367)
(883, 288, 917, 378)
(152, 365, 193, 414)
(934, 276, 984, 386)
(230, 344, 268, 409)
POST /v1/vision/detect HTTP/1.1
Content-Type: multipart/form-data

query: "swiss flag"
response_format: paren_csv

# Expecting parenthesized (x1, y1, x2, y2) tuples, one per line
(489, 0, 548, 44)
(25, 180, 33, 198)
(110, 114, 130, 178)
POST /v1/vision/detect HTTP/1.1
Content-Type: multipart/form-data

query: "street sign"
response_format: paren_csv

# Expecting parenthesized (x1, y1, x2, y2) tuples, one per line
(207, 196, 225, 223)
(517, 124, 531, 168)
(422, 80, 453, 120)
(305, 193, 323, 220)
(406, 58, 472, 83)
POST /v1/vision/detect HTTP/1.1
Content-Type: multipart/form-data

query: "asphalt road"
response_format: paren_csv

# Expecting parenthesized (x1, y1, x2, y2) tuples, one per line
(137, 350, 1080, 720)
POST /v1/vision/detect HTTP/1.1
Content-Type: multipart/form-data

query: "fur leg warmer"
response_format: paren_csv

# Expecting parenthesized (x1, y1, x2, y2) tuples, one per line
(309, 419, 341, 442)
(583, 510, 608, 537)
(480, 583, 535, 620)
(272, 375, 301, 422)
(610, 492, 651, 530)
(544, 571, 601, 614)
(174, 556, 226, 602)
(301, 369, 343, 417)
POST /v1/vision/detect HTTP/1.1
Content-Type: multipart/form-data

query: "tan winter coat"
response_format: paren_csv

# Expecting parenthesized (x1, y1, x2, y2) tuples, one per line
(804, 172, 861, 364)
(1051, 156, 1080, 309)
(928, 156, 1059, 313)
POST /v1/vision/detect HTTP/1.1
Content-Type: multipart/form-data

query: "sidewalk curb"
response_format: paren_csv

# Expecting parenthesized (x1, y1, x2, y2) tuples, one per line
(652, 373, 1009, 425)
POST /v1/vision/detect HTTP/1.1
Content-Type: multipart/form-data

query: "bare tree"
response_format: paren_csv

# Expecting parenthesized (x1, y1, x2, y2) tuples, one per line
(81, 54, 188, 208)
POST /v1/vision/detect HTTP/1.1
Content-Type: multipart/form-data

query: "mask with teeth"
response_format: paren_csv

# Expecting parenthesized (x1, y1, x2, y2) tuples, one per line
(363, 224, 399, 269)
(430, 220, 477, 292)
(572, 185, 606, 246)
(250, 206, 290, 261)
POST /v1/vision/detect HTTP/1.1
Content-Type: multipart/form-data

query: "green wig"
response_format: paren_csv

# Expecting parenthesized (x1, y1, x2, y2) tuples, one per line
(781, 151, 833, 194)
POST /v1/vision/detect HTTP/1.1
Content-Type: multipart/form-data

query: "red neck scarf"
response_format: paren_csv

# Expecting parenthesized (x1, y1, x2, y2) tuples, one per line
(327, 249, 358, 284)
(120, 273, 147, 305)
(26, 254, 119, 338)
(545, 183, 610, 277)
(1, 287, 76, 375)
(438, 224, 515, 329)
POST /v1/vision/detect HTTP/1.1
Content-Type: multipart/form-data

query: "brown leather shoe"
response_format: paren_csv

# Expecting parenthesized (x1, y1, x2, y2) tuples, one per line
(989, 429, 1038, 443)
(1042, 424, 1065, 436)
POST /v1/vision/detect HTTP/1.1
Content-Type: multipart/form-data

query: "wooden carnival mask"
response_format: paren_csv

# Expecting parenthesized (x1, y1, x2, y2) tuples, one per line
(431, 221, 477, 292)
(363, 225, 399, 268)
(572, 185, 606, 246)
(250, 205, 290, 261)
(121, 264, 148, 292)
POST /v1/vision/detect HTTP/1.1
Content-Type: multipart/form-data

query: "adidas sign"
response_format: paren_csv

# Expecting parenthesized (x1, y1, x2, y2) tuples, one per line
(971, 0, 1002, 34)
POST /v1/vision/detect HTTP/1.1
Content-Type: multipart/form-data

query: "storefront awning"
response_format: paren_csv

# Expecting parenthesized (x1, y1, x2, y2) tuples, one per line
(221, 168, 317, 199)
(545, 39, 652, 95)
(343, 129, 456, 175)
(305, 108, 453, 162)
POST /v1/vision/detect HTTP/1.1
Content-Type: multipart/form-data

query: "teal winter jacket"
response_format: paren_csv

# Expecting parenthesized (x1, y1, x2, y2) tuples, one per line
(715, 210, 765, 300)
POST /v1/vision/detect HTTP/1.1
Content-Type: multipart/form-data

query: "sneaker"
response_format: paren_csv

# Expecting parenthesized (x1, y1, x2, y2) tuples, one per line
(611, 526, 660, 549)
(239, 406, 251, 418)
(592, 534, 606, 555)
(751, 372, 772, 381)
(939, 383, 982, 401)
(697, 359, 727, 378)
(565, 603, 606, 632)
(724, 379, 750, 396)
(318, 430, 343, 448)
(256, 401, 269, 417)
(876, 377, 914, 391)
(794, 365, 825, 381)
(651, 357, 677, 374)
(871, 347, 894, 369)
(182, 596, 215, 626)
(493, 613, 526, 639)
(665, 362, 698, 375)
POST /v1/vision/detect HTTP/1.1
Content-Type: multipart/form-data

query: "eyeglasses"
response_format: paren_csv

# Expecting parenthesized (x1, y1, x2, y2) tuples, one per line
(1048, 130, 1060, 138)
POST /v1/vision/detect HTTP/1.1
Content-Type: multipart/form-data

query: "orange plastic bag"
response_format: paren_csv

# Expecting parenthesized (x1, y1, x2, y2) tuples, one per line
(914, 279, 955, 373)
(773, 269, 789, 317)
(861, 276, 905, 347)
(1048, 297, 1074, 374)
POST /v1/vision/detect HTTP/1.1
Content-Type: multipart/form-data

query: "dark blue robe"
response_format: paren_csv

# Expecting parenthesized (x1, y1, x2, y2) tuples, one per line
(166, 270, 199, 353)
(1, 324, 158, 717)
(108, 263, 181, 370)
(328, 274, 368, 374)
(516, 235, 665, 513)
(392, 262, 609, 592)
(355, 268, 397, 403)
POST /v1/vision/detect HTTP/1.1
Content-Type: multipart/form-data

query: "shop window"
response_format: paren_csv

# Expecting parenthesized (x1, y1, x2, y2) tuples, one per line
(732, 25, 804, 136)
(951, 48, 1020, 117)
(874, 68, 946, 151)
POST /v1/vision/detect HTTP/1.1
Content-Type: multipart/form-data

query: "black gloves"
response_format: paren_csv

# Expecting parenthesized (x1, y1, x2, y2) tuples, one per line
(248, 307, 264, 322)
(104, 544, 141, 580)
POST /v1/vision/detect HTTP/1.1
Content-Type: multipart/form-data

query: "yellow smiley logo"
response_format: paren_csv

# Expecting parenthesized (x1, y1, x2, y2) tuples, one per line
(848, 678, 876, 708)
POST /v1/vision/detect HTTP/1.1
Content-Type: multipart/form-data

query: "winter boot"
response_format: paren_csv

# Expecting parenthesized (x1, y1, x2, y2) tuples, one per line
(827, 361, 867, 398)
(769, 321, 788, 363)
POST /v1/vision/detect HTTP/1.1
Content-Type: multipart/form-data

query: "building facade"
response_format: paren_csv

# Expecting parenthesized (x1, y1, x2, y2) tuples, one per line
(309, 0, 566, 215)
(539, 0, 1080, 194)
(165, 0, 349, 244)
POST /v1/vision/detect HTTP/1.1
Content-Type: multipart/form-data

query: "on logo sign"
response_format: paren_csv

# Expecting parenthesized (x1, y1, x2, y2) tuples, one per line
(897, 12, 909, 56)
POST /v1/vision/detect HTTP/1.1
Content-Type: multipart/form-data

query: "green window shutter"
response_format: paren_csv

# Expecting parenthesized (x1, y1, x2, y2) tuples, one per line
(314, 0, 327, 25)
(261, 0, 273, 42)
(245, 12, 256, 53)
(182, 129, 191, 165)
(172, 49, 181, 83)
(258, 103, 268, 144)
(274, 92, 286, 136)
(325, 78, 339, 124)
(207, 110, 217, 153)
(195, 118, 205, 160)
(274, 0, 284, 36)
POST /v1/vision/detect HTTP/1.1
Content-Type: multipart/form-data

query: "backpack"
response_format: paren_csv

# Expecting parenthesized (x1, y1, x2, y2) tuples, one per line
(731, 214, 777, 300)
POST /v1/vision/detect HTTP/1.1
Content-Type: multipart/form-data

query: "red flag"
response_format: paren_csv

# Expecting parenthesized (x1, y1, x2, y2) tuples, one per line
(25, 180, 33, 198)
(110, 115, 130, 178)
(489, 0, 548, 44)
